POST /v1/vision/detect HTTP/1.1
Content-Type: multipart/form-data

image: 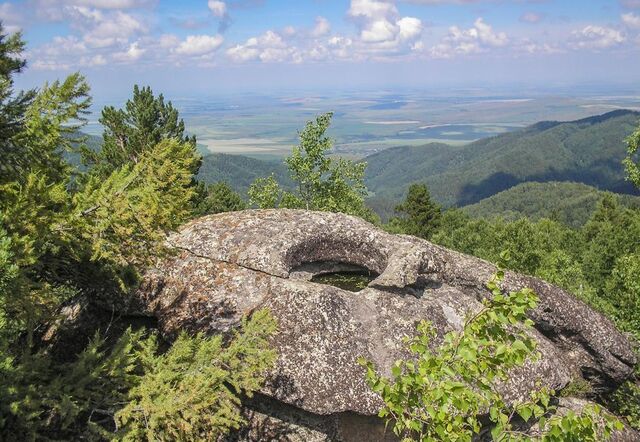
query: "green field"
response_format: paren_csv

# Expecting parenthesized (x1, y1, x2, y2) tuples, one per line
(76, 90, 640, 158)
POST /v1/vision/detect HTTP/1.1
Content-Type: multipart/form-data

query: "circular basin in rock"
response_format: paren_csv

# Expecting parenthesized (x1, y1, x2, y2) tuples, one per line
(135, 209, 637, 441)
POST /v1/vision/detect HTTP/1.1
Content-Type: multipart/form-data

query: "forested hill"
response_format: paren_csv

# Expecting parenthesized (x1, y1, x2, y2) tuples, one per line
(363, 109, 640, 206)
(197, 152, 292, 194)
(461, 181, 640, 227)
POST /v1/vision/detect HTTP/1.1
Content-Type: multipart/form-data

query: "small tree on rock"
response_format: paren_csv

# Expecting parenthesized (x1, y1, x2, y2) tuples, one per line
(248, 113, 375, 221)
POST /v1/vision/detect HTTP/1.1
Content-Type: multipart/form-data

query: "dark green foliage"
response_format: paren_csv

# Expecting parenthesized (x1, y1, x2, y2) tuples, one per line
(360, 268, 622, 441)
(0, 311, 277, 441)
(91, 85, 197, 176)
(624, 121, 640, 188)
(462, 181, 640, 228)
(116, 309, 277, 441)
(431, 201, 640, 341)
(193, 182, 247, 217)
(364, 110, 640, 207)
(0, 328, 143, 440)
(197, 152, 293, 196)
(606, 380, 640, 432)
(248, 113, 377, 222)
(387, 183, 442, 239)
(0, 28, 276, 440)
(421, 197, 640, 432)
(0, 24, 36, 185)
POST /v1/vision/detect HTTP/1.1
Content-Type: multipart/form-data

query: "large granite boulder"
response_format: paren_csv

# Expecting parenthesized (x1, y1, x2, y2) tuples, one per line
(135, 209, 637, 441)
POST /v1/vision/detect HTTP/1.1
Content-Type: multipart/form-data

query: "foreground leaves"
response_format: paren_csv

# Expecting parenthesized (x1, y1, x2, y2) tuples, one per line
(359, 262, 622, 441)
(116, 309, 277, 442)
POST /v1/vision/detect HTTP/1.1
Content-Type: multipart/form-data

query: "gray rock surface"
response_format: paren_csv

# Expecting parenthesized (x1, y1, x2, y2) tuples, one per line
(135, 209, 637, 439)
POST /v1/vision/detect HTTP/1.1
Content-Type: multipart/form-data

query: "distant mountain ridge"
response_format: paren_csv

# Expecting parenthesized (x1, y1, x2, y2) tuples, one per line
(363, 109, 640, 206)
(197, 153, 292, 194)
(194, 110, 640, 217)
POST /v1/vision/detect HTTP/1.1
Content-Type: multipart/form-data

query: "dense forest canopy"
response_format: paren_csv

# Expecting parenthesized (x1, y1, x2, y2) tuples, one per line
(0, 23, 638, 441)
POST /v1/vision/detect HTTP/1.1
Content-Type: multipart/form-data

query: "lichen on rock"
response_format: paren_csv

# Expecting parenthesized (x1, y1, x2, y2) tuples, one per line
(135, 209, 638, 441)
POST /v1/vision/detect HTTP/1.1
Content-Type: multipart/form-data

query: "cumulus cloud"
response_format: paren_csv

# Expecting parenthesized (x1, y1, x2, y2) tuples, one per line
(208, 0, 226, 17)
(400, 0, 487, 3)
(113, 40, 145, 60)
(79, 9, 147, 47)
(569, 25, 625, 49)
(0, 2, 24, 32)
(80, 53, 108, 65)
(73, 0, 153, 8)
(32, 0, 153, 21)
(207, 0, 232, 32)
(622, 12, 640, 29)
(226, 30, 298, 62)
(174, 34, 224, 56)
(348, 0, 423, 52)
(29, 35, 114, 69)
(515, 38, 563, 55)
(430, 18, 508, 58)
(311, 16, 330, 37)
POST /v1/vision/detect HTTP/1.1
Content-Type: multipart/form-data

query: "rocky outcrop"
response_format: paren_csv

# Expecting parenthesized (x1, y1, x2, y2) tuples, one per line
(135, 209, 637, 440)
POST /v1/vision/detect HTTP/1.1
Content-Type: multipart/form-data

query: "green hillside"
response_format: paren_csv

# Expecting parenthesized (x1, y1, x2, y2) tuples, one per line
(62, 132, 103, 169)
(197, 152, 292, 194)
(363, 110, 640, 206)
(461, 181, 640, 227)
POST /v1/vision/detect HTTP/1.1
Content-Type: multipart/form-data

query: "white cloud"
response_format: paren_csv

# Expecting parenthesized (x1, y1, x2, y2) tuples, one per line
(32, 59, 72, 71)
(80, 9, 147, 47)
(327, 36, 354, 58)
(37, 35, 88, 56)
(113, 40, 145, 60)
(226, 44, 260, 62)
(397, 16, 422, 41)
(32, 0, 153, 21)
(159, 34, 180, 48)
(311, 16, 330, 37)
(516, 39, 563, 55)
(29, 35, 116, 70)
(207, 0, 226, 17)
(348, 0, 397, 20)
(569, 25, 625, 49)
(474, 18, 508, 46)
(73, 0, 153, 8)
(174, 34, 224, 56)
(0, 2, 24, 32)
(81, 53, 108, 65)
(347, 0, 422, 52)
(400, 0, 487, 3)
(622, 12, 640, 29)
(361, 19, 398, 42)
(226, 30, 300, 63)
(430, 18, 508, 58)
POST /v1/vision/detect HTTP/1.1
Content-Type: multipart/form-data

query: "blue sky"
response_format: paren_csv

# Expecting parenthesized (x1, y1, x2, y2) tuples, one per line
(3, 0, 640, 99)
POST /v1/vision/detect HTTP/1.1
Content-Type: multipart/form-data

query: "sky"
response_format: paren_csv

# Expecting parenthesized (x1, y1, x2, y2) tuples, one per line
(3, 0, 640, 99)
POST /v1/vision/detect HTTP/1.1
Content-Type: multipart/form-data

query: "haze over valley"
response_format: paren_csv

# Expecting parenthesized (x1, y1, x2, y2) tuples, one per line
(83, 88, 640, 158)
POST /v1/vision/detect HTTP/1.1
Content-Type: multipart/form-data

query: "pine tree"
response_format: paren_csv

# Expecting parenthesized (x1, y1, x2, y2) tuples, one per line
(92, 85, 198, 176)
(0, 27, 277, 440)
(389, 183, 442, 240)
(0, 24, 36, 184)
(193, 182, 247, 217)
